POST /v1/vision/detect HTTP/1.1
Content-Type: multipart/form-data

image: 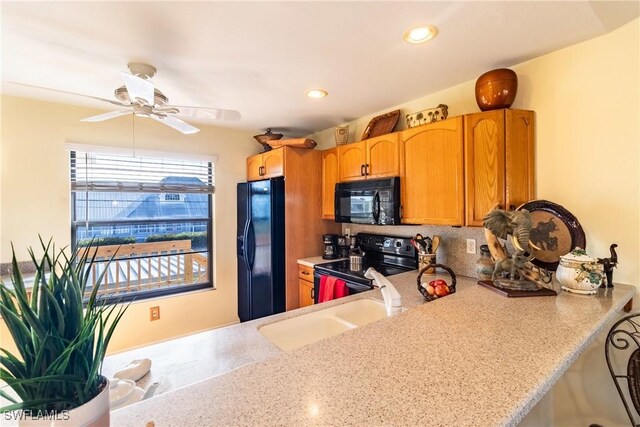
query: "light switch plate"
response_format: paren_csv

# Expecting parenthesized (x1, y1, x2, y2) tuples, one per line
(150, 306, 160, 321)
(466, 239, 476, 254)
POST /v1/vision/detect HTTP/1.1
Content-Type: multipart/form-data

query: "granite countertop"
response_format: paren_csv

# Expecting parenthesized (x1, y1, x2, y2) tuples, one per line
(111, 273, 635, 426)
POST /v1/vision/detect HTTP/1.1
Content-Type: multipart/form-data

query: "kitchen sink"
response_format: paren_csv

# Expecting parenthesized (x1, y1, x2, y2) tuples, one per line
(258, 298, 398, 351)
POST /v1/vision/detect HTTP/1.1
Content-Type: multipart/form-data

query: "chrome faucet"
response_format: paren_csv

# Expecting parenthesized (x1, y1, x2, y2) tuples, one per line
(364, 267, 402, 315)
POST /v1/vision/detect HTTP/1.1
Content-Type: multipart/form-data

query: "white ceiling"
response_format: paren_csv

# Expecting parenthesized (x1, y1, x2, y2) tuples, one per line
(1, 1, 638, 136)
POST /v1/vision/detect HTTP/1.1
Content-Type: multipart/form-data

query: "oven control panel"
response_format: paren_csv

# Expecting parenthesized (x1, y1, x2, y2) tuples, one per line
(358, 234, 416, 257)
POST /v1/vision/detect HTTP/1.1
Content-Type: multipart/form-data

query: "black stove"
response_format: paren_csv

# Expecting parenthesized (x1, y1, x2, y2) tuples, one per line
(314, 259, 412, 283)
(313, 233, 417, 302)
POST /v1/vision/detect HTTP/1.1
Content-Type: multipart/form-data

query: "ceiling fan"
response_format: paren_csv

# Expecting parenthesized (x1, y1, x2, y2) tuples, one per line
(10, 63, 241, 135)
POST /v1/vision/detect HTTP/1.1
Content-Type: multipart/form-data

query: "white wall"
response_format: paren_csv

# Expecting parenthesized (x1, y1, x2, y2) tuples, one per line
(310, 18, 640, 426)
(0, 95, 259, 353)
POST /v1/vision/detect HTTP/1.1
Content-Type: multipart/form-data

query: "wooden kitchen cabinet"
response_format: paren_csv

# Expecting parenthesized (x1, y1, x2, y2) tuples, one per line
(400, 117, 465, 225)
(321, 148, 339, 219)
(337, 133, 400, 182)
(464, 109, 535, 226)
(262, 149, 284, 178)
(298, 264, 315, 308)
(338, 140, 366, 181)
(246, 154, 264, 181)
(246, 148, 284, 181)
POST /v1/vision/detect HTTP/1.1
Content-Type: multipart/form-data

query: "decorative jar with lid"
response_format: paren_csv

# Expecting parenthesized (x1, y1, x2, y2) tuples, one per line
(556, 248, 604, 295)
(475, 244, 495, 280)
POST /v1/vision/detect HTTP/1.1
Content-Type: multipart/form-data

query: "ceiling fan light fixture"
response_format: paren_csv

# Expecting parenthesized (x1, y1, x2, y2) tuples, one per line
(305, 88, 328, 99)
(403, 25, 438, 44)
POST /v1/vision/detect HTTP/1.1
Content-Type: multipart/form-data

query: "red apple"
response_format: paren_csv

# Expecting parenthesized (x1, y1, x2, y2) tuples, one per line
(435, 283, 450, 297)
(425, 285, 436, 296)
(429, 279, 447, 288)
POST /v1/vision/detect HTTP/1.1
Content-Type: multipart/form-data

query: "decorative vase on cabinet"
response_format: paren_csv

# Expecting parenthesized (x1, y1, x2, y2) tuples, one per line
(475, 68, 518, 111)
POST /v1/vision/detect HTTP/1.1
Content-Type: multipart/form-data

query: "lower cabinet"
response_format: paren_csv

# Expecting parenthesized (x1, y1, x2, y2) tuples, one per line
(298, 264, 315, 308)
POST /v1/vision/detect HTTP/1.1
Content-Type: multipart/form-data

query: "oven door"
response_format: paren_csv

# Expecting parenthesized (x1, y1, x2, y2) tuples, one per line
(313, 270, 373, 304)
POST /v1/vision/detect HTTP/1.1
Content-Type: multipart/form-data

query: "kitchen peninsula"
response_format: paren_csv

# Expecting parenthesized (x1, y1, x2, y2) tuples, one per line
(110, 273, 635, 426)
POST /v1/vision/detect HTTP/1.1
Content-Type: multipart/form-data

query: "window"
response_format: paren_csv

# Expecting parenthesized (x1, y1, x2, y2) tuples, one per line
(70, 150, 214, 303)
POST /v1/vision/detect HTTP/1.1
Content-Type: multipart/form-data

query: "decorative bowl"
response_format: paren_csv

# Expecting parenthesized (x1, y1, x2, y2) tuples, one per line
(253, 128, 283, 152)
(556, 248, 604, 295)
(475, 68, 518, 111)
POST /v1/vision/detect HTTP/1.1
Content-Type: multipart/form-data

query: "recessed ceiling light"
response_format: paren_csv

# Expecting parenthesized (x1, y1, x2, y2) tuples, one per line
(305, 88, 328, 99)
(403, 25, 438, 44)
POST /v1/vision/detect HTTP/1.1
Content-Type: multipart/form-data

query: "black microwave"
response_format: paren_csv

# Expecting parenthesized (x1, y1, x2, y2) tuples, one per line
(334, 177, 401, 225)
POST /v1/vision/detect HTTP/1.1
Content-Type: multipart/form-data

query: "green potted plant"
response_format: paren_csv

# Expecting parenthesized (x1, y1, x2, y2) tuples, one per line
(0, 238, 128, 426)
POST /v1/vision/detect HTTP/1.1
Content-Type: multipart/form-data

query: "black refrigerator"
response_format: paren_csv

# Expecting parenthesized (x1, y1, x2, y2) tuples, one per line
(237, 177, 286, 322)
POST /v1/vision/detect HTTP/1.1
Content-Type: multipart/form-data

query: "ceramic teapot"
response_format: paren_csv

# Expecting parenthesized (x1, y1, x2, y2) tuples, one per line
(556, 248, 604, 295)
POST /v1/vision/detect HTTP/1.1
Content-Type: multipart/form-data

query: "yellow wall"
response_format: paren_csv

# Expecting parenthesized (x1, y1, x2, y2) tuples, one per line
(311, 17, 640, 286)
(0, 95, 259, 353)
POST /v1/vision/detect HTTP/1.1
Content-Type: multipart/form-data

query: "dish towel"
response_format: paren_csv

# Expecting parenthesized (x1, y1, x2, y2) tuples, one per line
(319, 276, 348, 302)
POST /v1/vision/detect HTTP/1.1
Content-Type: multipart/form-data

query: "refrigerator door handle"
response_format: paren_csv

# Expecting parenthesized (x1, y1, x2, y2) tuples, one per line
(242, 220, 251, 270)
(247, 220, 256, 271)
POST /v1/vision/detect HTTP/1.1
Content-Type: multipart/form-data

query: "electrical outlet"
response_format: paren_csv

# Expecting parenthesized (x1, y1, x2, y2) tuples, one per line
(466, 239, 477, 255)
(345, 228, 351, 238)
(150, 306, 160, 321)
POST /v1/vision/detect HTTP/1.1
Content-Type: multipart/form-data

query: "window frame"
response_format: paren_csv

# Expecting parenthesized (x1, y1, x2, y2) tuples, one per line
(69, 151, 215, 304)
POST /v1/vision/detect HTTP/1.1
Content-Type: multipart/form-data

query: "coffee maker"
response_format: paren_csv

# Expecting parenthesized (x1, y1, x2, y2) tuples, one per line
(323, 234, 340, 259)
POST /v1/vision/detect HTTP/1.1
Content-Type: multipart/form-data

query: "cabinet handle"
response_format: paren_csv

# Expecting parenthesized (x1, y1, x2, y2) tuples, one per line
(365, 164, 370, 175)
(311, 288, 315, 300)
(302, 271, 310, 276)
(360, 164, 365, 176)
(259, 166, 264, 176)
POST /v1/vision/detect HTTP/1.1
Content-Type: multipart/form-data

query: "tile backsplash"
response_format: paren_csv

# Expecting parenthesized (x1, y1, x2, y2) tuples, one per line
(343, 224, 486, 279)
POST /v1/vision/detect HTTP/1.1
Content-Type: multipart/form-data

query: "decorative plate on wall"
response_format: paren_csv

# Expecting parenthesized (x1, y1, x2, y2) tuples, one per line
(518, 200, 586, 271)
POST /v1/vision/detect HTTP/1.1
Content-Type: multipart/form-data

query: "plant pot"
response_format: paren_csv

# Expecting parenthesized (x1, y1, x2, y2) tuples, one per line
(17, 377, 110, 427)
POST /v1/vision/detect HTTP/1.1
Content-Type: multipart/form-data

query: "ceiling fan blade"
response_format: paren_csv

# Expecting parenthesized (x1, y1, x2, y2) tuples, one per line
(4, 81, 130, 107)
(120, 72, 155, 106)
(150, 115, 200, 135)
(81, 110, 131, 122)
(164, 105, 241, 121)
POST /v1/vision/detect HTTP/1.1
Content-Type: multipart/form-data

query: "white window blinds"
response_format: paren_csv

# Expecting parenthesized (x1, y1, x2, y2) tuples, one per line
(70, 151, 214, 194)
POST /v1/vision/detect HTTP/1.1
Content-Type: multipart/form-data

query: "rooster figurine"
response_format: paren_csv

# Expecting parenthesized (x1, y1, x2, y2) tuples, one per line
(597, 244, 618, 288)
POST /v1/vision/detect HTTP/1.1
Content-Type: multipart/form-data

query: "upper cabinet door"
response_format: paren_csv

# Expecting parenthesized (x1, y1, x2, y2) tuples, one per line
(464, 110, 506, 226)
(505, 110, 535, 210)
(246, 153, 264, 182)
(321, 148, 339, 219)
(366, 133, 400, 179)
(262, 148, 284, 179)
(401, 118, 464, 225)
(338, 140, 367, 182)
